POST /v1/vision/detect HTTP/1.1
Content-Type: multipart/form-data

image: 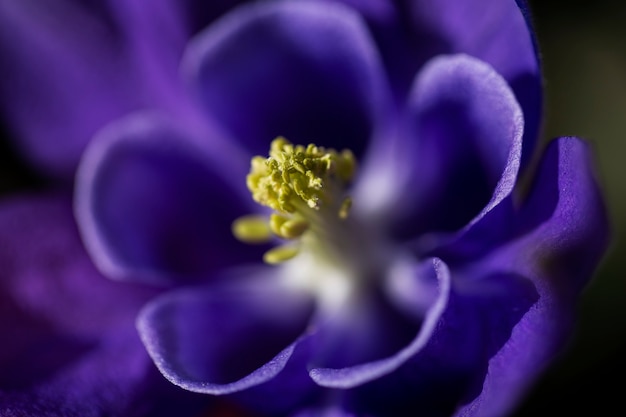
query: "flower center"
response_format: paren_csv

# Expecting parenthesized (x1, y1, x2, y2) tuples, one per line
(233, 137, 384, 308)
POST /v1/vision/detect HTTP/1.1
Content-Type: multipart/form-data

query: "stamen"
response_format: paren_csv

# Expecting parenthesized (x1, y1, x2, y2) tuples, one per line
(246, 137, 355, 214)
(234, 137, 357, 266)
(269, 213, 289, 236)
(231, 137, 387, 314)
(280, 218, 310, 239)
(338, 197, 352, 220)
(267, 213, 310, 239)
(231, 215, 272, 243)
(263, 245, 300, 264)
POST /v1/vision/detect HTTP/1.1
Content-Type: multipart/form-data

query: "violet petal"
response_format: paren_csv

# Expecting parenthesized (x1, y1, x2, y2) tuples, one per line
(346, 272, 538, 417)
(412, 0, 540, 168)
(0, 195, 208, 416)
(137, 275, 316, 396)
(365, 54, 522, 238)
(183, 0, 391, 158)
(308, 258, 449, 389)
(75, 112, 263, 285)
(291, 407, 356, 417)
(181, 0, 248, 34)
(341, 0, 541, 167)
(452, 137, 610, 417)
(0, 0, 190, 179)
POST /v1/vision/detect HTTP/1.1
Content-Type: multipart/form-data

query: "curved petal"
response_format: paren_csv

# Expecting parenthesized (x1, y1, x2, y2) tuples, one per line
(415, 0, 541, 167)
(0, 0, 191, 179)
(360, 54, 522, 239)
(433, 135, 610, 266)
(333, 0, 541, 166)
(75, 112, 263, 285)
(347, 272, 538, 417)
(183, 0, 391, 158)
(137, 275, 316, 396)
(0, 195, 209, 416)
(451, 137, 610, 417)
(308, 258, 449, 388)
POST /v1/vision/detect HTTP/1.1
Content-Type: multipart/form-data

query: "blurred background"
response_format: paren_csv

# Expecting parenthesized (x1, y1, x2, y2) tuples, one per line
(0, 1, 623, 416)
(515, 0, 626, 415)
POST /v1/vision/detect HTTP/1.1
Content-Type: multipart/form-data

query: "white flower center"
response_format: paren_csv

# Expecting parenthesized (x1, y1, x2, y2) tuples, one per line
(232, 137, 391, 313)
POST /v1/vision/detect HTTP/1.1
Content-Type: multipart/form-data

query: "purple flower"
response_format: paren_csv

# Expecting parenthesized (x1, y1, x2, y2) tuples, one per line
(0, 196, 219, 416)
(0, 1, 609, 417)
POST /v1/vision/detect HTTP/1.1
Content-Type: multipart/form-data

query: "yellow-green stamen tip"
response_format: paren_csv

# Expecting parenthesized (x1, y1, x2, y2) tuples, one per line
(269, 213, 310, 239)
(235, 137, 358, 266)
(263, 245, 300, 264)
(338, 197, 352, 220)
(246, 137, 356, 214)
(231, 215, 272, 244)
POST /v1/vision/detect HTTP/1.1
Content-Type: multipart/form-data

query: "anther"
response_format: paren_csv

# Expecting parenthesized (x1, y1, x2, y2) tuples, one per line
(231, 215, 272, 243)
(263, 245, 300, 264)
(235, 137, 357, 265)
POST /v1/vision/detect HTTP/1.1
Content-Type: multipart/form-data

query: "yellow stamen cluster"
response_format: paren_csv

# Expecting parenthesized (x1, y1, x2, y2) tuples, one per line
(246, 137, 355, 213)
(232, 137, 357, 264)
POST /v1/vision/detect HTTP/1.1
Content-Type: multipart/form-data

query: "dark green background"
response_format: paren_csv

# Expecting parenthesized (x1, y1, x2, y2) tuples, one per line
(516, 1, 625, 415)
(0, 1, 622, 415)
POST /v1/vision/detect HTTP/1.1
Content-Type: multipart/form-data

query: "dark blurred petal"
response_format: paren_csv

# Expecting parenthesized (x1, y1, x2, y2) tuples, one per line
(371, 54, 522, 239)
(414, 0, 541, 168)
(433, 135, 610, 269)
(0, 0, 190, 180)
(308, 258, 448, 389)
(0, 195, 208, 416)
(182, 0, 248, 34)
(291, 407, 357, 417)
(183, 0, 391, 157)
(334, 0, 541, 167)
(451, 137, 610, 417)
(347, 272, 537, 417)
(75, 112, 264, 285)
(137, 274, 316, 397)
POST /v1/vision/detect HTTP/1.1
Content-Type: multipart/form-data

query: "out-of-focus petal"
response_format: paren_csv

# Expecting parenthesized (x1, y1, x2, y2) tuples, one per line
(417, 0, 541, 168)
(183, 0, 391, 157)
(75, 112, 263, 285)
(450, 137, 610, 417)
(137, 275, 316, 398)
(433, 136, 610, 268)
(330, 0, 541, 167)
(359, 54, 522, 239)
(0, 195, 208, 416)
(291, 407, 356, 417)
(347, 272, 538, 417)
(0, 0, 192, 180)
(308, 258, 449, 389)
(181, 0, 247, 34)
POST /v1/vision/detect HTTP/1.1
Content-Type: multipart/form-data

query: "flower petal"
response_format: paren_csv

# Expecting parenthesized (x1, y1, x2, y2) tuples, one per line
(345, 271, 538, 417)
(181, 0, 247, 34)
(308, 258, 449, 388)
(137, 275, 316, 397)
(0, 194, 209, 416)
(360, 54, 522, 238)
(411, 0, 541, 168)
(0, 0, 191, 179)
(450, 137, 610, 417)
(183, 0, 390, 157)
(337, 0, 541, 166)
(75, 112, 263, 284)
(291, 407, 356, 417)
